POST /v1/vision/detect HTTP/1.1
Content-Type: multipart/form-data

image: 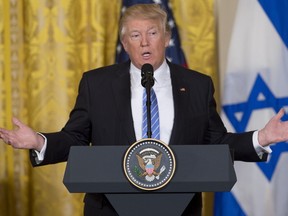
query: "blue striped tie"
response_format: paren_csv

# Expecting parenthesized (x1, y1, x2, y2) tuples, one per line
(142, 88, 160, 139)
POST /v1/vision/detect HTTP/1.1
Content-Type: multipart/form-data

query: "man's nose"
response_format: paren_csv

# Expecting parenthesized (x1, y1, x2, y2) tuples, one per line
(140, 35, 149, 47)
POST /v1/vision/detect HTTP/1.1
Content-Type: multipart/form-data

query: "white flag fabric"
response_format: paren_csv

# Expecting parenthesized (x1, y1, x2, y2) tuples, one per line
(214, 0, 288, 216)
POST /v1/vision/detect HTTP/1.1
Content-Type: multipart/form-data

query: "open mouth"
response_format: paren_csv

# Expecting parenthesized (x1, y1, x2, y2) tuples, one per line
(142, 52, 151, 58)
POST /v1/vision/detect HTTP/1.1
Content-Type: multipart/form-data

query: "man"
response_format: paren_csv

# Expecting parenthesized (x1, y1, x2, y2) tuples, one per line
(0, 3, 287, 216)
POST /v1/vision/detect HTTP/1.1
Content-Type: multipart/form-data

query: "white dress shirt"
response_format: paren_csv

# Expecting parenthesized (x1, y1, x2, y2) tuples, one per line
(130, 61, 174, 144)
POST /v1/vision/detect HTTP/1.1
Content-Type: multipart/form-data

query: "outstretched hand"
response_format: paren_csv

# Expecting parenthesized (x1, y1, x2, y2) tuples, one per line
(0, 117, 44, 152)
(259, 108, 288, 147)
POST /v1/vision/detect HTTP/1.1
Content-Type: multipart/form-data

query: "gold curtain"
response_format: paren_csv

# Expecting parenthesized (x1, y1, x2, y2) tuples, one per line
(0, 0, 217, 216)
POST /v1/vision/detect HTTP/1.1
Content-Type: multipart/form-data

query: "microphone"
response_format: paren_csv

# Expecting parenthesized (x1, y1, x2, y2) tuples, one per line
(141, 63, 154, 138)
(141, 63, 154, 88)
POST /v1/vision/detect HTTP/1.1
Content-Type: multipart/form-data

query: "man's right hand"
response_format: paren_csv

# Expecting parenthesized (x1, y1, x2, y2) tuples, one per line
(0, 117, 44, 152)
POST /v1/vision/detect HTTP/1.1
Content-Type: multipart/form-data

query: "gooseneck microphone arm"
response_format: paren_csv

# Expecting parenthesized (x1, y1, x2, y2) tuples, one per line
(141, 63, 155, 138)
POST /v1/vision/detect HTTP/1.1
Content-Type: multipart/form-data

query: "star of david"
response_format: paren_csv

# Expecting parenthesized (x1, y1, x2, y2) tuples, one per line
(223, 74, 288, 181)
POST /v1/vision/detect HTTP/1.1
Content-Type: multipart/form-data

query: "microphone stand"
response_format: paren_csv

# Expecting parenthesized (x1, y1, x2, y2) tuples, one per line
(141, 64, 154, 138)
(145, 79, 152, 138)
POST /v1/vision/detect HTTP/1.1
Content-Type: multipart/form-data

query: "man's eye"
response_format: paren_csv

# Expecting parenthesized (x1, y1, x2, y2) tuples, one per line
(131, 33, 140, 39)
(148, 31, 157, 36)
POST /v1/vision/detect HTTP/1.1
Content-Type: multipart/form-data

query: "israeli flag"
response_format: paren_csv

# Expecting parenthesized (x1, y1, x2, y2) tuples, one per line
(214, 0, 288, 216)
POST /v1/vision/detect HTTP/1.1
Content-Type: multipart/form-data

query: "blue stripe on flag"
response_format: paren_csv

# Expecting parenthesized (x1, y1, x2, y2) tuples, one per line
(214, 192, 245, 216)
(258, 0, 288, 48)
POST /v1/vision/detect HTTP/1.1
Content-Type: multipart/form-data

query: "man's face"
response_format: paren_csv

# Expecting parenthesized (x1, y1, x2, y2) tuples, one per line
(121, 18, 170, 70)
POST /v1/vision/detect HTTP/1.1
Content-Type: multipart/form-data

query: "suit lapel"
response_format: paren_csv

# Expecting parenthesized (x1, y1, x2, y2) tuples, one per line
(112, 62, 137, 144)
(110, 61, 189, 146)
(168, 63, 190, 145)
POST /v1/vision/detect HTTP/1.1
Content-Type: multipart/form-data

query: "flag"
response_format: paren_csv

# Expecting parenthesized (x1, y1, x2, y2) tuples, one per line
(115, 0, 187, 66)
(214, 0, 288, 216)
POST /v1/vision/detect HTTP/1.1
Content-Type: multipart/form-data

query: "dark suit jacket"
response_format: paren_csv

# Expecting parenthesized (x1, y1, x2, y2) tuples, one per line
(30, 60, 266, 215)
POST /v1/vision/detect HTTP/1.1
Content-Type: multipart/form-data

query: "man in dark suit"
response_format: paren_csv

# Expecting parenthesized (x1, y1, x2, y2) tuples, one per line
(1, 3, 287, 216)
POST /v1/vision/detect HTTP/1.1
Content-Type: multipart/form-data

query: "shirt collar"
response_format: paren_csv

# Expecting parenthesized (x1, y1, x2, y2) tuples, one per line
(130, 60, 170, 89)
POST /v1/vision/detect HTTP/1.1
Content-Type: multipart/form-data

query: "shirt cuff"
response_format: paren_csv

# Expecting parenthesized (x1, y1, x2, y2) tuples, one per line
(33, 132, 47, 164)
(253, 131, 272, 158)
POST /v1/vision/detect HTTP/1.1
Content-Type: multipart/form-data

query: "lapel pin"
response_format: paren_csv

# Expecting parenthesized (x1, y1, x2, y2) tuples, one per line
(180, 88, 186, 92)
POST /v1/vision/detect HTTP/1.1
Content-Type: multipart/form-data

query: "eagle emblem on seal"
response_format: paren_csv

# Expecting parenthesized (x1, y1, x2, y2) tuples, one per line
(136, 148, 166, 182)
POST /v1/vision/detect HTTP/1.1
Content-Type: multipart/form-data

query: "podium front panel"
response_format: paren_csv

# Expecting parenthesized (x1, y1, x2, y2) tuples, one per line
(63, 145, 236, 193)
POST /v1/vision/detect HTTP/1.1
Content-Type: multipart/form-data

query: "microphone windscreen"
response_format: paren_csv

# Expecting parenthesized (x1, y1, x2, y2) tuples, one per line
(141, 63, 154, 77)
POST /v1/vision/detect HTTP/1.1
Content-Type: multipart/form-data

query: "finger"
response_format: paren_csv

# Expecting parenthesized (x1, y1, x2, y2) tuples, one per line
(0, 128, 11, 138)
(0, 130, 13, 146)
(0, 135, 11, 145)
(12, 117, 24, 129)
(0, 129, 8, 138)
(275, 108, 285, 120)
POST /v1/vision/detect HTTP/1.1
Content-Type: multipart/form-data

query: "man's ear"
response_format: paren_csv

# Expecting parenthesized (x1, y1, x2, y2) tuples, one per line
(121, 39, 128, 53)
(164, 33, 171, 48)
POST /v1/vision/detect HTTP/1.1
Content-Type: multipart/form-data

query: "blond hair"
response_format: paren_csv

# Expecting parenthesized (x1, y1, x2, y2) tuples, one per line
(119, 4, 171, 40)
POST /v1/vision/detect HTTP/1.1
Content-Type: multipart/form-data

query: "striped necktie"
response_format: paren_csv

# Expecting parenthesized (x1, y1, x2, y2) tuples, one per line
(142, 88, 160, 139)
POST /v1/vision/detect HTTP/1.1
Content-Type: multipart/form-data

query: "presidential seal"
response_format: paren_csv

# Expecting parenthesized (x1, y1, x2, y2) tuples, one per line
(123, 139, 176, 191)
